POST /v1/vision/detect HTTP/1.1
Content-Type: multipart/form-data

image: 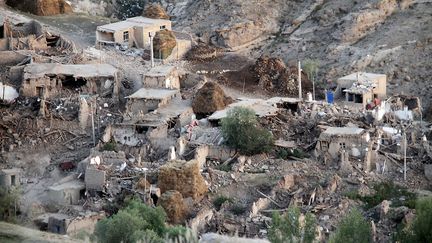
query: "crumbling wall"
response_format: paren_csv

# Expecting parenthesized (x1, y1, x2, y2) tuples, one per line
(85, 167, 106, 191)
(158, 159, 208, 200)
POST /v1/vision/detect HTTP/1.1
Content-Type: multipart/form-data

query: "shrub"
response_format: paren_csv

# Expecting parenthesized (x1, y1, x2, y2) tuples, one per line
(94, 199, 188, 243)
(221, 107, 274, 155)
(397, 196, 432, 243)
(277, 148, 309, 159)
(230, 203, 247, 216)
(329, 208, 371, 243)
(101, 141, 117, 152)
(213, 195, 233, 210)
(269, 207, 316, 243)
(0, 187, 20, 223)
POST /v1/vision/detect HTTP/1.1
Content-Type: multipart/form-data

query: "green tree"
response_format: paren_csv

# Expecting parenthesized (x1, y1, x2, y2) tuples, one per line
(398, 196, 432, 243)
(221, 107, 274, 155)
(0, 187, 20, 223)
(269, 207, 317, 243)
(94, 199, 188, 243)
(302, 59, 319, 99)
(329, 208, 371, 243)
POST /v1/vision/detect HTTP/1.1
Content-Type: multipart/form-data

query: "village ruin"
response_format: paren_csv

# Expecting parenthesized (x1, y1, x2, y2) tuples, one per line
(0, 1, 431, 242)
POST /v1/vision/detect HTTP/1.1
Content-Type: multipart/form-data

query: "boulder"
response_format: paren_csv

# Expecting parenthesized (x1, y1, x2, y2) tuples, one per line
(158, 190, 187, 224)
(158, 160, 208, 201)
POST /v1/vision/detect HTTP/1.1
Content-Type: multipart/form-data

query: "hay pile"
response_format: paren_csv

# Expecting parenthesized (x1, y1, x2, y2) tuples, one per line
(192, 82, 233, 115)
(143, 4, 170, 19)
(251, 56, 312, 96)
(6, 0, 72, 16)
(158, 160, 207, 201)
(158, 190, 187, 224)
(153, 30, 177, 59)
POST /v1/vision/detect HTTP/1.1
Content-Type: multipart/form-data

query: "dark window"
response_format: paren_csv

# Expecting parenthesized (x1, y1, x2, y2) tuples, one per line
(123, 31, 129, 42)
(354, 94, 363, 103)
(0, 25, 4, 39)
(36, 87, 44, 97)
(160, 25, 166, 30)
(348, 93, 354, 102)
(341, 88, 346, 96)
(11, 175, 16, 186)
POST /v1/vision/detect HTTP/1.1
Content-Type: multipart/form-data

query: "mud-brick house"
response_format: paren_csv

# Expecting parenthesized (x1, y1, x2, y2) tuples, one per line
(316, 127, 370, 160)
(21, 63, 119, 99)
(335, 72, 387, 106)
(125, 88, 180, 116)
(96, 16, 172, 49)
(142, 65, 180, 89)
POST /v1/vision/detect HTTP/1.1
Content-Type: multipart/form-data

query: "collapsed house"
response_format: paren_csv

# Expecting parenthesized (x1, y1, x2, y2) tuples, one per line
(336, 72, 387, 106)
(21, 63, 119, 99)
(47, 180, 85, 205)
(142, 65, 180, 89)
(315, 127, 370, 161)
(0, 168, 22, 188)
(96, 17, 172, 49)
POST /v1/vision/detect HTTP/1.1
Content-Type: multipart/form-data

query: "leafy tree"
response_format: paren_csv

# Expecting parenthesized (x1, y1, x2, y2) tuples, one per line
(302, 59, 319, 99)
(269, 207, 317, 243)
(221, 107, 274, 155)
(94, 199, 188, 243)
(398, 196, 432, 243)
(329, 208, 371, 243)
(0, 187, 20, 223)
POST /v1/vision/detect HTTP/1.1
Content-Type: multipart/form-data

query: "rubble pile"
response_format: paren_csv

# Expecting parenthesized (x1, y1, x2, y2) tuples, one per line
(6, 0, 73, 16)
(158, 190, 187, 224)
(158, 159, 208, 201)
(153, 30, 177, 59)
(251, 56, 313, 96)
(142, 4, 170, 20)
(192, 82, 233, 115)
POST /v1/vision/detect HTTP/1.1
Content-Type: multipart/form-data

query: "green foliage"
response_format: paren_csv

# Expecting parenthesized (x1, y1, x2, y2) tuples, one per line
(101, 141, 117, 152)
(397, 196, 432, 243)
(269, 207, 317, 243)
(213, 195, 233, 210)
(302, 59, 320, 81)
(345, 181, 416, 209)
(221, 107, 274, 155)
(277, 148, 309, 159)
(0, 187, 20, 223)
(94, 199, 186, 243)
(215, 163, 232, 172)
(329, 208, 371, 243)
(230, 203, 247, 216)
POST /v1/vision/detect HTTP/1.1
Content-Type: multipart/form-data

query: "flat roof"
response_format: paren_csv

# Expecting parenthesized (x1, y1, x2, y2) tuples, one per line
(126, 88, 179, 99)
(1, 168, 22, 174)
(24, 63, 117, 79)
(97, 16, 171, 32)
(338, 72, 386, 82)
(208, 98, 285, 121)
(144, 65, 176, 77)
(322, 127, 364, 136)
(135, 99, 192, 126)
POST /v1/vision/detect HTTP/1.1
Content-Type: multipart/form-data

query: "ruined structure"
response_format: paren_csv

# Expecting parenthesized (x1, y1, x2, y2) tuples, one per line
(96, 17, 172, 49)
(142, 65, 180, 89)
(0, 168, 21, 188)
(316, 127, 370, 161)
(47, 212, 103, 235)
(336, 72, 387, 106)
(47, 180, 85, 205)
(21, 63, 119, 99)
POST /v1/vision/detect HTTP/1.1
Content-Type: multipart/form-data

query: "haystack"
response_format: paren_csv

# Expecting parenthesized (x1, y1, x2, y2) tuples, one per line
(153, 30, 177, 59)
(6, 0, 72, 16)
(143, 4, 170, 20)
(158, 190, 187, 224)
(158, 160, 207, 201)
(192, 82, 233, 115)
(186, 43, 219, 62)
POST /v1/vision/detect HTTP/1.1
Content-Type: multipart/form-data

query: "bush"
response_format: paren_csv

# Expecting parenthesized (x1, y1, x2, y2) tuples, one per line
(269, 207, 316, 243)
(230, 203, 247, 216)
(94, 199, 188, 243)
(221, 107, 274, 155)
(329, 208, 371, 243)
(101, 141, 117, 152)
(213, 195, 233, 210)
(397, 196, 432, 243)
(0, 187, 20, 223)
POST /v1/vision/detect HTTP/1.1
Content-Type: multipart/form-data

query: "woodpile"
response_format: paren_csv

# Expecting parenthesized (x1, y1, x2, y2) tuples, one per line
(186, 43, 220, 62)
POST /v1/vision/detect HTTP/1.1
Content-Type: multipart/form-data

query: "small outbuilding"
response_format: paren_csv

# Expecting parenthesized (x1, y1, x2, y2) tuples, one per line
(47, 180, 85, 205)
(0, 168, 22, 188)
(142, 65, 180, 89)
(336, 72, 386, 106)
